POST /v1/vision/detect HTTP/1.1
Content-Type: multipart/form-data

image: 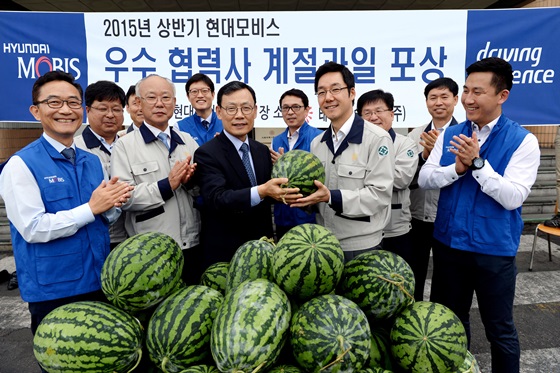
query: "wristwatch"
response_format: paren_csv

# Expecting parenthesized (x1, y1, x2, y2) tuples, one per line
(469, 157, 485, 170)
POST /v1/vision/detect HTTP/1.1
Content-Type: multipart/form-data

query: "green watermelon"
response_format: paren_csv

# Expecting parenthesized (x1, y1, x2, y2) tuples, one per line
(369, 327, 393, 371)
(271, 149, 325, 196)
(338, 250, 415, 321)
(290, 294, 371, 372)
(101, 232, 184, 312)
(358, 368, 393, 373)
(268, 364, 304, 373)
(180, 365, 220, 373)
(456, 350, 481, 373)
(211, 279, 291, 373)
(33, 301, 143, 373)
(225, 237, 275, 294)
(273, 224, 344, 301)
(200, 262, 229, 294)
(390, 301, 468, 373)
(146, 285, 223, 372)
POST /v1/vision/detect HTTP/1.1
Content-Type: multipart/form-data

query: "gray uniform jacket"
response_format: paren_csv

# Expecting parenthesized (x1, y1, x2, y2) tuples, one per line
(75, 125, 127, 244)
(383, 130, 417, 238)
(111, 124, 200, 249)
(311, 115, 394, 252)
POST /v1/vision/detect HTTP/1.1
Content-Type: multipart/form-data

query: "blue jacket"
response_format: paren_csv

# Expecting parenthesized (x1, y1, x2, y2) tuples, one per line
(272, 122, 323, 227)
(10, 137, 110, 302)
(434, 115, 529, 256)
(177, 111, 223, 146)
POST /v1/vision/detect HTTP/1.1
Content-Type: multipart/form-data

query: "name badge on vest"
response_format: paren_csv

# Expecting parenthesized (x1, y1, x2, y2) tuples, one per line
(44, 175, 66, 183)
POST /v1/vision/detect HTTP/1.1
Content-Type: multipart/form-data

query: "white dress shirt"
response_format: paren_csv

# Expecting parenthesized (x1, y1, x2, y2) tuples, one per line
(331, 113, 355, 153)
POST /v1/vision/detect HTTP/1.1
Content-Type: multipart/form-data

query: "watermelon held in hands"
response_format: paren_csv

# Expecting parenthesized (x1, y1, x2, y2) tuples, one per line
(338, 250, 415, 322)
(33, 301, 143, 373)
(211, 279, 291, 373)
(200, 262, 229, 295)
(101, 232, 184, 313)
(272, 224, 344, 301)
(290, 294, 372, 372)
(271, 149, 325, 196)
(390, 301, 468, 373)
(146, 285, 223, 372)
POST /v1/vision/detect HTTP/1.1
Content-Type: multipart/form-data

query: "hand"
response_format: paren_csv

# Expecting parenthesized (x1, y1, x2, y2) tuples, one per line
(179, 155, 196, 184)
(168, 159, 190, 190)
(257, 177, 301, 203)
(214, 132, 220, 138)
(420, 129, 440, 160)
(289, 180, 330, 208)
(270, 147, 284, 164)
(449, 132, 480, 175)
(89, 177, 134, 215)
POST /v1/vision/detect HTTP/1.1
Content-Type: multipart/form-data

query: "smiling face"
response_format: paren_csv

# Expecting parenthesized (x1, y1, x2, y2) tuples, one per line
(29, 80, 83, 147)
(360, 100, 394, 132)
(281, 95, 310, 133)
(137, 76, 176, 130)
(426, 87, 458, 127)
(461, 71, 508, 127)
(316, 71, 355, 130)
(216, 88, 257, 142)
(187, 81, 215, 117)
(126, 93, 144, 127)
(86, 99, 124, 142)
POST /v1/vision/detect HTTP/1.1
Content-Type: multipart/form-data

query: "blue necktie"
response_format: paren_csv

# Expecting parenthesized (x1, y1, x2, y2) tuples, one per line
(202, 120, 210, 130)
(240, 143, 257, 187)
(61, 147, 75, 165)
(157, 132, 170, 150)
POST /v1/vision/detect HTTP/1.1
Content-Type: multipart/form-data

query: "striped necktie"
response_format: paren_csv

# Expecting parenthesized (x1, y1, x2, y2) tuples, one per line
(240, 143, 257, 187)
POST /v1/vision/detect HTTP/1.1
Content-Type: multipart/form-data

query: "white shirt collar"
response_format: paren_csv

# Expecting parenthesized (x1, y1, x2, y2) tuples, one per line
(43, 132, 73, 153)
(223, 129, 249, 153)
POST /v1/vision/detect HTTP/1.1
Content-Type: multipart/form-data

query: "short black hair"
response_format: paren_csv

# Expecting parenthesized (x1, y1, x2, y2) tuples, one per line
(357, 89, 394, 116)
(279, 88, 309, 108)
(185, 73, 215, 94)
(216, 81, 256, 106)
(314, 61, 355, 93)
(125, 85, 137, 106)
(424, 77, 459, 99)
(85, 80, 125, 107)
(32, 71, 83, 105)
(466, 57, 513, 93)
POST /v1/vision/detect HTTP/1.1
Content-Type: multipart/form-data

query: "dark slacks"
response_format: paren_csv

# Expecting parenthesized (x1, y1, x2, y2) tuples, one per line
(430, 239, 520, 373)
(343, 244, 382, 263)
(182, 244, 205, 286)
(409, 218, 435, 301)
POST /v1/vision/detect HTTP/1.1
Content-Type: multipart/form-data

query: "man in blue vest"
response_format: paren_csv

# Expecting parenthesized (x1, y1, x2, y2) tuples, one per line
(177, 73, 223, 145)
(0, 71, 132, 370)
(419, 57, 540, 373)
(270, 88, 323, 239)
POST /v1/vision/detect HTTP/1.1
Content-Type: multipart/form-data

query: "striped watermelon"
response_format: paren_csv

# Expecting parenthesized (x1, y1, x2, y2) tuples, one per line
(358, 368, 392, 373)
(180, 365, 220, 373)
(338, 250, 415, 321)
(456, 350, 480, 373)
(146, 285, 223, 372)
(225, 237, 275, 294)
(33, 301, 143, 373)
(271, 149, 325, 196)
(390, 301, 468, 373)
(101, 232, 184, 312)
(211, 279, 291, 372)
(368, 327, 393, 371)
(268, 364, 304, 373)
(272, 224, 344, 301)
(290, 294, 371, 372)
(200, 262, 229, 294)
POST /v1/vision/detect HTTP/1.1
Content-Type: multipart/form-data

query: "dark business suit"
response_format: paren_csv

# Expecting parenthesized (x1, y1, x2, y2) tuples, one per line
(194, 132, 273, 268)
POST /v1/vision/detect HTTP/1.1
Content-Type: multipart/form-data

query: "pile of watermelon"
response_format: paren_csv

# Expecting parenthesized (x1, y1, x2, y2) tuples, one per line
(33, 227, 479, 373)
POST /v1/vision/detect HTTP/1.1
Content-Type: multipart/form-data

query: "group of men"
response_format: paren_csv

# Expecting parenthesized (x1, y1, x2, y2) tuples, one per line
(0, 56, 540, 373)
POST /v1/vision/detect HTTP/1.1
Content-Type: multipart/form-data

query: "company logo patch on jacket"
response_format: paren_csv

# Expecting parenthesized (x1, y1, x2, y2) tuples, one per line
(378, 145, 389, 156)
(407, 149, 414, 158)
(44, 175, 65, 183)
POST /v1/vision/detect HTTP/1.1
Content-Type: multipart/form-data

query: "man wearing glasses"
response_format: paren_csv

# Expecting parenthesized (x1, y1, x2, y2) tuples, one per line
(111, 74, 202, 285)
(270, 88, 323, 239)
(0, 71, 132, 362)
(177, 73, 223, 146)
(75, 80, 128, 248)
(291, 62, 394, 261)
(194, 81, 301, 267)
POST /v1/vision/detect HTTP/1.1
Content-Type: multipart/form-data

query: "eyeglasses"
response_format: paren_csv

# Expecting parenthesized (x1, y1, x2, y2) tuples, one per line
(220, 105, 255, 116)
(188, 88, 212, 96)
(140, 95, 174, 105)
(35, 98, 83, 109)
(281, 105, 305, 113)
(89, 106, 124, 115)
(316, 86, 348, 98)
(361, 109, 393, 117)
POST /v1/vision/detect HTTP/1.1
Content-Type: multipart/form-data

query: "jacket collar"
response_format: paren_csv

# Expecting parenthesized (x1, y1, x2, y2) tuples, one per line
(320, 115, 364, 157)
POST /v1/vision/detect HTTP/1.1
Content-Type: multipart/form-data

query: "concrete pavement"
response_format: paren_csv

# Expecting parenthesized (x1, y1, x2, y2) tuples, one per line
(1, 223, 560, 373)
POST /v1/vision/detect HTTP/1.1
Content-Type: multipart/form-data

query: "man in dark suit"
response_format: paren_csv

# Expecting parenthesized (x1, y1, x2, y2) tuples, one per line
(194, 81, 300, 268)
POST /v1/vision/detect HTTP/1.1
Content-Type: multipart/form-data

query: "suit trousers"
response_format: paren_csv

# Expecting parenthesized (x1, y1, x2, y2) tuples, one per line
(430, 239, 520, 373)
(409, 218, 435, 301)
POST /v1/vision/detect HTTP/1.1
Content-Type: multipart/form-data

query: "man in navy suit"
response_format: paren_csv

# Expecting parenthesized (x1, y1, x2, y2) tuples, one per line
(194, 81, 300, 268)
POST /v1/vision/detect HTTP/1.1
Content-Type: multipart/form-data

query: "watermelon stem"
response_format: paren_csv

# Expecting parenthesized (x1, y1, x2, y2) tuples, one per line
(251, 361, 267, 373)
(259, 236, 276, 246)
(375, 273, 415, 303)
(320, 336, 352, 371)
(162, 356, 170, 373)
(125, 348, 142, 373)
